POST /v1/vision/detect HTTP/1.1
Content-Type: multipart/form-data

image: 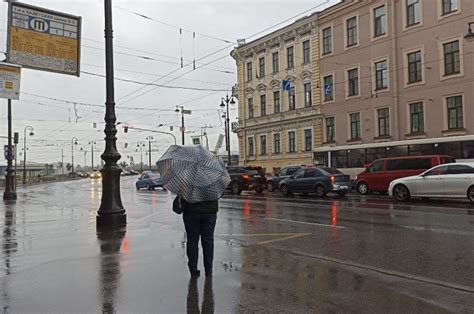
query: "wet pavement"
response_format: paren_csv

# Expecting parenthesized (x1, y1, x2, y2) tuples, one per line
(0, 177, 473, 313)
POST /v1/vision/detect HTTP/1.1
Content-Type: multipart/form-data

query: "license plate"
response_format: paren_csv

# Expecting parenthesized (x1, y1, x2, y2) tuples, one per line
(339, 185, 349, 190)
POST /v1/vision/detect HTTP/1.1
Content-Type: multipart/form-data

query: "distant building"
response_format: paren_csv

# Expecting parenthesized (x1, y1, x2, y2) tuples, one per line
(231, 13, 322, 170)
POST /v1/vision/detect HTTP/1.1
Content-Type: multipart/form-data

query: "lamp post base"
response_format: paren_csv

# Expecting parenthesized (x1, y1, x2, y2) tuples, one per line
(96, 212, 126, 229)
(3, 173, 17, 201)
(97, 167, 126, 229)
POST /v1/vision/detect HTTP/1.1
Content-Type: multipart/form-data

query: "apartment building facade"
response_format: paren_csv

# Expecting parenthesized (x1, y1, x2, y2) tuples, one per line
(315, 0, 474, 171)
(231, 14, 322, 170)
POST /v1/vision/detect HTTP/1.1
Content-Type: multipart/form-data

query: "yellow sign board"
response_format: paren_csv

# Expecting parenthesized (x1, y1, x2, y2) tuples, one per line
(0, 63, 22, 100)
(7, 2, 81, 76)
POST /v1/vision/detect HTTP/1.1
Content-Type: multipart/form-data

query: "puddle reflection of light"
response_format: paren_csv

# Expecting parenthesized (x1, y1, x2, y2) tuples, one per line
(151, 193, 157, 208)
(331, 202, 337, 226)
(243, 198, 251, 218)
(121, 234, 129, 254)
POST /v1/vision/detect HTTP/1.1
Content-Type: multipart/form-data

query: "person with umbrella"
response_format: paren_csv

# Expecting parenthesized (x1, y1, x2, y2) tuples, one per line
(157, 145, 231, 278)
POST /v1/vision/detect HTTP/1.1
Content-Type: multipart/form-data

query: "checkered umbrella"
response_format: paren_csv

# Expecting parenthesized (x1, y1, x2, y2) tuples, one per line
(156, 145, 231, 203)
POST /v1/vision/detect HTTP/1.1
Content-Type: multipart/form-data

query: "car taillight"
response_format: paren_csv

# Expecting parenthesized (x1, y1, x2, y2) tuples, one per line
(330, 176, 335, 183)
(242, 174, 249, 180)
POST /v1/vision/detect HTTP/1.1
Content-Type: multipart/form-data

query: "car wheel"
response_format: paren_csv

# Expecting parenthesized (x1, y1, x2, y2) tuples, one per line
(393, 184, 410, 202)
(315, 185, 327, 198)
(357, 182, 369, 195)
(267, 181, 274, 192)
(147, 183, 153, 191)
(231, 181, 242, 195)
(136, 185, 140, 191)
(280, 185, 291, 196)
(467, 186, 474, 203)
(337, 191, 346, 197)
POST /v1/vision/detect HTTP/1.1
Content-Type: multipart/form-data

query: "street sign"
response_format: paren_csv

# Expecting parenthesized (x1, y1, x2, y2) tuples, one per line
(325, 84, 333, 95)
(181, 109, 192, 115)
(282, 80, 291, 91)
(191, 136, 201, 145)
(7, 2, 82, 76)
(0, 63, 21, 100)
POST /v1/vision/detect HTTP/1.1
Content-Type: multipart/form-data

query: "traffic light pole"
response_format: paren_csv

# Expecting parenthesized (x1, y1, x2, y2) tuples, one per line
(3, 99, 16, 201)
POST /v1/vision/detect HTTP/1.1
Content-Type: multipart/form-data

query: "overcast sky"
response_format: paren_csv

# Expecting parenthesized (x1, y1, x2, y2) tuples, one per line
(0, 0, 339, 166)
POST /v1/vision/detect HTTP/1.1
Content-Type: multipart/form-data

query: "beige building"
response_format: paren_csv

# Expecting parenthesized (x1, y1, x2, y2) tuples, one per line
(231, 14, 322, 171)
(315, 0, 474, 171)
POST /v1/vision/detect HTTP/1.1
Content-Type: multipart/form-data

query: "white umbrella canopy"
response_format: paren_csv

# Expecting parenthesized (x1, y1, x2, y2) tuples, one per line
(156, 145, 231, 203)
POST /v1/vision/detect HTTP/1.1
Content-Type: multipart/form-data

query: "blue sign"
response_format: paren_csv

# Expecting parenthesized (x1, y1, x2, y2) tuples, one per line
(282, 80, 291, 91)
(325, 84, 333, 95)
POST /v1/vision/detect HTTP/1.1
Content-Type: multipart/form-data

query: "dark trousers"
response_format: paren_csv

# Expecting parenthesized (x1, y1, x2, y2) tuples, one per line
(183, 211, 217, 274)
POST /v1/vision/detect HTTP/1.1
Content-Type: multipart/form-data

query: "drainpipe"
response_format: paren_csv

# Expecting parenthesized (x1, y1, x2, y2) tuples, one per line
(391, 0, 400, 141)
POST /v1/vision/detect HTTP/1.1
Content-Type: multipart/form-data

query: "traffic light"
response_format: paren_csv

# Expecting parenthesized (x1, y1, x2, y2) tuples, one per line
(13, 132, 19, 144)
(123, 123, 129, 133)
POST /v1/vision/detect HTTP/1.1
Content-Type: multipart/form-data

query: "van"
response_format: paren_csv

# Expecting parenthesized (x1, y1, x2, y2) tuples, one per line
(355, 155, 455, 194)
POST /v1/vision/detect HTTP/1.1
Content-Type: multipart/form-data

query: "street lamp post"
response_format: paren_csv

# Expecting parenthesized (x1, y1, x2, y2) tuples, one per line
(146, 136, 153, 170)
(22, 126, 34, 185)
(97, 0, 126, 229)
(71, 137, 78, 174)
(220, 95, 235, 166)
(136, 142, 146, 172)
(3, 100, 16, 200)
(89, 141, 96, 170)
(175, 106, 192, 145)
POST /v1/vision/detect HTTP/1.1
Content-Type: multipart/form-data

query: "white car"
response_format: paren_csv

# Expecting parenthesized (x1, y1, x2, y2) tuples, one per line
(388, 162, 474, 202)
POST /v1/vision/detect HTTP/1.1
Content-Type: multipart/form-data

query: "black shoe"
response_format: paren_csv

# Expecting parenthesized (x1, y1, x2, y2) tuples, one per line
(190, 270, 201, 278)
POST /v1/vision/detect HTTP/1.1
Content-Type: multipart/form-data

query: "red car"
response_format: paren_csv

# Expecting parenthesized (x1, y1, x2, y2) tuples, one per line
(355, 155, 455, 195)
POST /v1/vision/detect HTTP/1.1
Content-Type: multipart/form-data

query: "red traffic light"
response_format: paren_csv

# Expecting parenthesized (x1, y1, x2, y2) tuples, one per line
(123, 123, 129, 133)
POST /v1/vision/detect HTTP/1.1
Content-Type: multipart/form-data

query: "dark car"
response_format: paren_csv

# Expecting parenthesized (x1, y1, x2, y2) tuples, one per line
(136, 173, 164, 191)
(266, 165, 303, 192)
(279, 167, 351, 197)
(226, 166, 266, 195)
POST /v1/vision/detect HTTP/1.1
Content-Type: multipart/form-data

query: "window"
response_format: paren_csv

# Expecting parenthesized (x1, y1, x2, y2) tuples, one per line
(375, 60, 388, 90)
(374, 6, 386, 37)
(322, 27, 332, 55)
(247, 98, 254, 118)
(407, 0, 420, 26)
(442, 0, 458, 15)
(260, 94, 266, 116)
(260, 135, 267, 155)
(246, 62, 252, 81)
(288, 131, 296, 152)
(248, 137, 254, 156)
(294, 170, 304, 179)
(350, 112, 361, 139)
(258, 57, 265, 78)
(288, 86, 295, 110)
(377, 108, 390, 136)
(304, 82, 312, 107)
(304, 168, 321, 178)
(323, 75, 333, 101)
(273, 91, 280, 114)
(272, 52, 279, 73)
(302, 40, 310, 64)
(348, 68, 359, 96)
(409, 102, 424, 133)
(443, 40, 460, 76)
(287, 46, 294, 69)
(424, 165, 449, 176)
(273, 133, 280, 154)
(326, 117, 335, 142)
(346, 17, 358, 47)
(447, 165, 474, 174)
(368, 160, 384, 172)
(447, 95, 463, 129)
(407, 50, 422, 83)
(387, 158, 432, 171)
(304, 129, 312, 151)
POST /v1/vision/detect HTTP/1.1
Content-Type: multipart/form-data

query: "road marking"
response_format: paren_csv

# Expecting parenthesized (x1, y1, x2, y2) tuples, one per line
(216, 232, 312, 245)
(264, 217, 346, 229)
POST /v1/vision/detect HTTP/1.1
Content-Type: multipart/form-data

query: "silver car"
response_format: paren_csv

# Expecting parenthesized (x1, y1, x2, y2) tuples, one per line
(389, 162, 474, 202)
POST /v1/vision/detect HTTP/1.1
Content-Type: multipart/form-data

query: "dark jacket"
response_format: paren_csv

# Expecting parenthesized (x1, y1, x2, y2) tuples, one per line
(173, 197, 219, 214)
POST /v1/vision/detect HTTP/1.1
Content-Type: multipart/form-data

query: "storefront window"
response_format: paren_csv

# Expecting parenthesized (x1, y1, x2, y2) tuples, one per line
(348, 149, 365, 167)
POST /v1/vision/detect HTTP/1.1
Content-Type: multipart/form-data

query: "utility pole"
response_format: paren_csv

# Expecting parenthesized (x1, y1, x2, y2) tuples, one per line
(89, 141, 96, 170)
(146, 136, 153, 170)
(61, 148, 64, 175)
(175, 106, 191, 145)
(220, 95, 235, 166)
(3, 98, 16, 200)
(97, 0, 126, 228)
(22, 126, 34, 185)
(71, 137, 78, 174)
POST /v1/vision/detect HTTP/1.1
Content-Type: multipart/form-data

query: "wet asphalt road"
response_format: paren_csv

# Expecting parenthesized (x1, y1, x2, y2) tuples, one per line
(0, 176, 473, 313)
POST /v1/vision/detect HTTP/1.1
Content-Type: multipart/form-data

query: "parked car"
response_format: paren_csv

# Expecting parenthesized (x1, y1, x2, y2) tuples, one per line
(266, 165, 303, 192)
(136, 173, 164, 191)
(279, 167, 351, 197)
(226, 166, 266, 195)
(389, 163, 474, 202)
(355, 155, 455, 195)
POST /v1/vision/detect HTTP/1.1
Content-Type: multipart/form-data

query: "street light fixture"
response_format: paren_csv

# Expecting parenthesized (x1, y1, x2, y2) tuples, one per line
(465, 22, 474, 42)
(22, 126, 34, 185)
(71, 137, 78, 174)
(220, 94, 235, 166)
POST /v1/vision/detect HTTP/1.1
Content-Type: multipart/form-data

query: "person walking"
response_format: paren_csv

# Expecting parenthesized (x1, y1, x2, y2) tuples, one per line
(174, 196, 218, 278)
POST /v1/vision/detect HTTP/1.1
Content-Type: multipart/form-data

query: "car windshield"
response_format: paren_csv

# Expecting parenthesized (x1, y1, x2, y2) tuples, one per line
(319, 167, 342, 175)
